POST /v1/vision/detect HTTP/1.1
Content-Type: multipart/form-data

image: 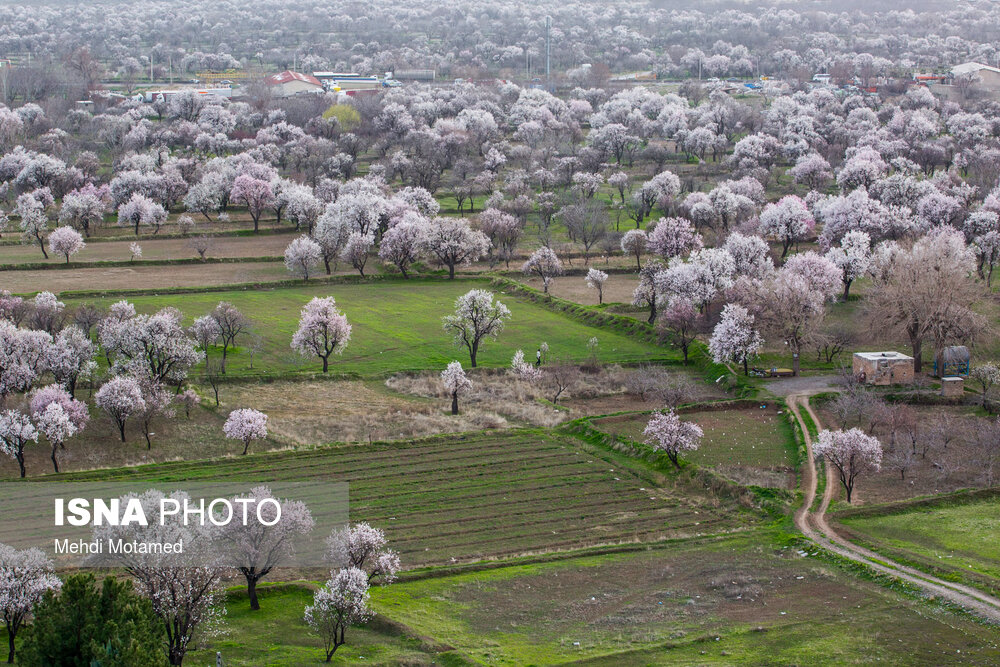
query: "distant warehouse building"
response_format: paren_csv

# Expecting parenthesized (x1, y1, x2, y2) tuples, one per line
(950, 62, 1000, 89)
(265, 70, 324, 97)
(392, 69, 435, 81)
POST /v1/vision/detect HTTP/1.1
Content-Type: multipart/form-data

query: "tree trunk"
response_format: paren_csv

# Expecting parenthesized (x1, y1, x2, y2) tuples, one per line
(242, 439, 250, 455)
(451, 392, 458, 415)
(117, 420, 126, 442)
(38, 238, 48, 259)
(51, 443, 59, 473)
(448, 263, 455, 279)
(792, 353, 800, 377)
(743, 358, 749, 376)
(247, 576, 260, 610)
(470, 341, 479, 368)
(912, 338, 922, 373)
(16, 452, 24, 478)
(7, 630, 14, 664)
(322, 356, 329, 373)
(843, 280, 852, 300)
(646, 301, 656, 324)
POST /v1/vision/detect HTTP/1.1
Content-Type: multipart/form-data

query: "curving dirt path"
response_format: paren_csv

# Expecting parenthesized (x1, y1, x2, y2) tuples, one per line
(787, 392, 1000, 623)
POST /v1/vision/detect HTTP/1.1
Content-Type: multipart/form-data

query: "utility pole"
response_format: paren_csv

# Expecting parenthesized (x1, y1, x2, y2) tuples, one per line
(545, 16, 551, 91)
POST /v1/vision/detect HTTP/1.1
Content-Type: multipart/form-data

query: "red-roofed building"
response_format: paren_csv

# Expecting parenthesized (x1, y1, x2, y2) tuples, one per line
(264, 70, 324, 97)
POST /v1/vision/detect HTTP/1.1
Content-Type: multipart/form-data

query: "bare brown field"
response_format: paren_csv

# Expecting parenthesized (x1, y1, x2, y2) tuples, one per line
(0, 232, 292, 265)
(0, 262, 295, 293)
(516, 273, 641, 305)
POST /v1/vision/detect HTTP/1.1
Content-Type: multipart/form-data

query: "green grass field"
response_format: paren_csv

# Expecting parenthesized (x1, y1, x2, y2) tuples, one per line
(55, 430, 750, 567)
(591, 406, 798, 488)
(370, 532, 1000, 666)
(188, 584, 460, 666)
(70, 279, 672, 378)
(837, 499, 1000, 594)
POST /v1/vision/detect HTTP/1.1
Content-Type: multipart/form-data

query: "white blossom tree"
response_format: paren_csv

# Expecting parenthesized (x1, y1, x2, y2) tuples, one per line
(219, 486, 314, 609)
(304, 567, 373, 662)
(440, 360, 472, 414)
(442, 290, 511, 367)
(522, 246, 563, 293)
(0, 544, 60, 663)
(284, 235, 322, 280)
(0, 410, 37, 478)
(585, 267, 609, 304)
(814, 428, 883, 503)
(708, 303, 763, 375)
(94, 375, 146, 442)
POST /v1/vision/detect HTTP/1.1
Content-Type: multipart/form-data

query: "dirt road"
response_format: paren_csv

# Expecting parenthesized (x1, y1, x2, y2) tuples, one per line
(787, 392, 1000, 623)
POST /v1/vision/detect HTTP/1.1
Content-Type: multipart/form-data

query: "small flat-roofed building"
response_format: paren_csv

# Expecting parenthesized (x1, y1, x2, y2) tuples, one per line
(852, 351, 914, 386)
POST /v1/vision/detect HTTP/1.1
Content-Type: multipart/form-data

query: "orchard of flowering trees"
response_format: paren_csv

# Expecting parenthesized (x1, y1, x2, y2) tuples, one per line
(3, 0, 1000, 662)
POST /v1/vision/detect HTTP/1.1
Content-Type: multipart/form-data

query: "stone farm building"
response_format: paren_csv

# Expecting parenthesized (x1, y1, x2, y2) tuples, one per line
(852, 351, 915, 386)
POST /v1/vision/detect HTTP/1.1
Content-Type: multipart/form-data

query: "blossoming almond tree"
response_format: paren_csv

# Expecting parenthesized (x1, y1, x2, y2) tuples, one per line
(223, 408, 268, 455)
(284, 235, 322, 280)
(442, 289, 510, 367)
(291, 296, 352, 373)
(326, 522, 400, 584)
(440, 361, 472, 415)
(0, 544, 60, 663)
(47, 226, 85, 263)
(708, 303, 763, 376)
(34, 402, 77, 473)
(813, 428, 883, 503)
(305, 567, 372, 662)
(522, 246, 563, 293)
(94, 375, 146, 442)
(585, 267, 608, 304)
(0, 410, 37, 478)
(643, 409, 703, 468)
(219, 486, 314, 610)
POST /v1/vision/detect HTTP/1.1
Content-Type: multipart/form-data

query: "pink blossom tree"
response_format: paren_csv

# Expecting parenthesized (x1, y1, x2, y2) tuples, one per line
(0, 410, 38, 478)
(340, 232, 374, 277)
(94, 375, 146, 442)
(305, 567, 373, 662)
(284, 235, 322, 280)
(47, 326, 95, 397)
(47, 226, 85, 263)
(327, 522, 400, 584)
(231, 174, 274, 233)
(510, 349, 543, 382)
(643, 409, 703, 468)
(16, 193, 49, 258)
(211, 302, 250, 374)
(223, 408, 268, 455)
(0, 544, 60, 663)
(442, 289, 510, 367)
(522, 246, 563, 293)
(658, 298, 702, 364)
(814, 428, 883, 503)
(782, 251, 843, 301)
(647, 217, 703, 261)
(420, 217, 490, 279)
(441, 360, 472, 414)
(291, 297, 351, 373)
(379, 217, 426, 278)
